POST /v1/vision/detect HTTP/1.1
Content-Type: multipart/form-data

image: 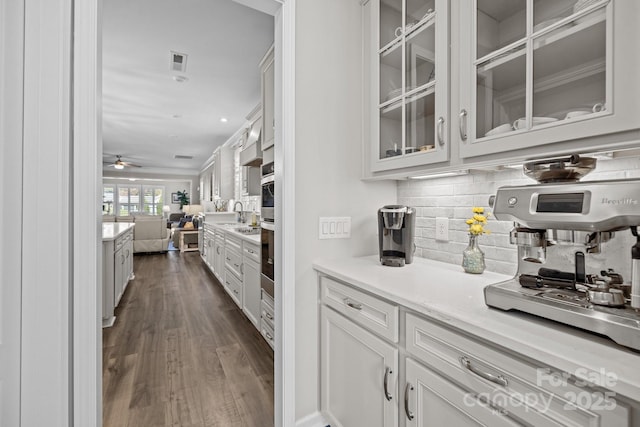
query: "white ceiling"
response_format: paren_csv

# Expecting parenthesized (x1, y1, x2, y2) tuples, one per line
(102, 0, 274, 176)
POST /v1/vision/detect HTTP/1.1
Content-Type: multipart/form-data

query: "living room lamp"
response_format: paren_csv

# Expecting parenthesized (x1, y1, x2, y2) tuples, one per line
(162, 205, 171, 219)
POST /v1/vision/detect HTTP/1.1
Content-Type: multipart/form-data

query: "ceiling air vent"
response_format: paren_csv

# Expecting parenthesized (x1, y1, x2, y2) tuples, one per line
(170, 51, 188, 72)
(174, 155, 193, 160)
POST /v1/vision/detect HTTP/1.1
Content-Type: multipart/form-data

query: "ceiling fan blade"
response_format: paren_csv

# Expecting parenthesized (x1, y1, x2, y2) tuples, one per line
(122, 162, 142, 168)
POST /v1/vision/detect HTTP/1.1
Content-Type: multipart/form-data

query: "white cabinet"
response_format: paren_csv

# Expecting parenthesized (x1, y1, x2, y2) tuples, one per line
(321, 305, 399, 427)
(213, 146, 235, 200)
(224, 233, 243, 308)
(242, 241, 261, 328)
(199, 164, 214, 203)
(366, 0, 450, 172)
(404, 358, 520, 427)
(318, 273, 631, 427)
(213, 228, 225, 282)
(260, 46, 275, 151)
(102, 224, 134, 327)
(260, 290, 275, 349)
(457, 0, 640, 159)
(241, 166, 261, 196)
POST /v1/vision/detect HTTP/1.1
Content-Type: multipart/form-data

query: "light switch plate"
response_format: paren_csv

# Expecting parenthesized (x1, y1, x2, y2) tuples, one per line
(319, 217, 351, 239)
(435, 217, 449, 241)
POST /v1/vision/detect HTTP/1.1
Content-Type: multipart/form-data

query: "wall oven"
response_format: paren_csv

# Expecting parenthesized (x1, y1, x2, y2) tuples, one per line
(261, 160, 275, 298)
(261, 221, 274, 298)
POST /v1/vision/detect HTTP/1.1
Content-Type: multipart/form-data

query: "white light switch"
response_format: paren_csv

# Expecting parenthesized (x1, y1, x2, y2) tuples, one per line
(319, 217, 352, 239)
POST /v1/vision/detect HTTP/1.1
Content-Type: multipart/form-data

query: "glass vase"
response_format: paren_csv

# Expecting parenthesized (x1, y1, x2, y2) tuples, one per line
(462, 234, 485, 274)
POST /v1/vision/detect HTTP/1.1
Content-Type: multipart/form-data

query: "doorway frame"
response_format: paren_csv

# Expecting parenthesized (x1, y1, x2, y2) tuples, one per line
(73, 1, 296, 426)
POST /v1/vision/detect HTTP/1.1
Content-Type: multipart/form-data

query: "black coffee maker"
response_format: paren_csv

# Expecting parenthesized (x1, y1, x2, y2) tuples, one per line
(378, 205, 416, 267)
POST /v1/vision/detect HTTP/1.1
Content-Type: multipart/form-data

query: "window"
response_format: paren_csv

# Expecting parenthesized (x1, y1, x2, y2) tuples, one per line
(103, 185, 115, 215)
(118, 185, 140, 216)
(103, 183, 166, 216)
(142, 186, 164, 215)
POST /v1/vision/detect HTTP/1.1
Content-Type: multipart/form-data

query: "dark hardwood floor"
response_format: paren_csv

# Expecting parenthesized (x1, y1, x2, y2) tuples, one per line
(103, 251, 274, 427)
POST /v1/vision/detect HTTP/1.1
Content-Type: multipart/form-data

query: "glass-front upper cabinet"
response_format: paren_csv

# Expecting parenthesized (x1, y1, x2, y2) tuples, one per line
(369, 0, 449, 172)
(458, 0, 640, 158)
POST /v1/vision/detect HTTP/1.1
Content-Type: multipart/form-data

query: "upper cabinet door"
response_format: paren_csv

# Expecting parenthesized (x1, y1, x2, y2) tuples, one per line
(458, 0, 640, 158)
(369, 0, 450, 172)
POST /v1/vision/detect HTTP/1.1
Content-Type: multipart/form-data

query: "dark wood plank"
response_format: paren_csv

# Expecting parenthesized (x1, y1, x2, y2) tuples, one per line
(103, 251, 274, 427)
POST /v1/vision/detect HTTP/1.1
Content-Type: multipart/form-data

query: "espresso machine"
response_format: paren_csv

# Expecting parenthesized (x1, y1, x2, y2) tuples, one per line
(378, 205, 416, 267)
(485, 155, 640, 351)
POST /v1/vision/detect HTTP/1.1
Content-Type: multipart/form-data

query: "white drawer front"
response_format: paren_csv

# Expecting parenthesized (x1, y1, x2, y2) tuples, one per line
(261, 317, 275, 350)
(261, 298, 275, 329)
(320, 276, 398, 343)
(243, 241, 260, 263)
(224, 271, 242, 308)
(225, 246, 242, 279)
(405, 313, 629, 427)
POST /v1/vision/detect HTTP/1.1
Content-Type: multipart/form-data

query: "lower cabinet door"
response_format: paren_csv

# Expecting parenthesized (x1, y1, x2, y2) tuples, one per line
(404, 358, 520, 427)
(321, 305, 398, 427)
(242, 258, 261, 328)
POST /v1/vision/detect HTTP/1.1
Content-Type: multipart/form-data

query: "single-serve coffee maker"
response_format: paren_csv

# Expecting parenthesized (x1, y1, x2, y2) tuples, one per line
(378, 205, 416, 267)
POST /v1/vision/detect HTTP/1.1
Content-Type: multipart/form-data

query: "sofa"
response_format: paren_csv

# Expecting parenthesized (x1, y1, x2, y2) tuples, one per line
(131, 215, 171, 253)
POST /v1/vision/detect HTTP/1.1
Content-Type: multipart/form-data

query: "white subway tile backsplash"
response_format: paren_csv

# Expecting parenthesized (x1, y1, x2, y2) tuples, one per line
(398, 155, 640, 274)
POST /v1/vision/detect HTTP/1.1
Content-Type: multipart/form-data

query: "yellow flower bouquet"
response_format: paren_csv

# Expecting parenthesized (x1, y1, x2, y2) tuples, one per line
(462, 207, 489, 274)
(465, 206, 490, 236)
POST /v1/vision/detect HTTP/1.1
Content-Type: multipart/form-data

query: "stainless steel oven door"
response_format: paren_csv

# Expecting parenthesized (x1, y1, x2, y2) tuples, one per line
(261, 221, 274, 298)
(261, 175, 274, 222)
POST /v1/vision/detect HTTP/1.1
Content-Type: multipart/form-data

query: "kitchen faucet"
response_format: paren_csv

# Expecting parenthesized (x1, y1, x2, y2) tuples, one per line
(234, 201, 245, 223)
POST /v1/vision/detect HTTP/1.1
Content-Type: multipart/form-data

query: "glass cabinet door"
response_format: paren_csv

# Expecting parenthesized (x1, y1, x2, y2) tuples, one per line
(372, 0, 449, 172)
(458, 0, 625, 158)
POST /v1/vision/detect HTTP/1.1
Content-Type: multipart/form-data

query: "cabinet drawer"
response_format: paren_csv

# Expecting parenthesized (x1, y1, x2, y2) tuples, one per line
(405, 313, 629, 427)
(243, 241, 260, 263)
(225, 233, 242, 252)
(224, 246, 242, 279)
(320, 276, 398, 343)
(261, 297, 275, 330)
(261, 316, 275, 350)
(224, 270, 242, 308)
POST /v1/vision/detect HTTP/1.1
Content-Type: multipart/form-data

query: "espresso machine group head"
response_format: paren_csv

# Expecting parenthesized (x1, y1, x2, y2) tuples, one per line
(378, 205, 416, 267)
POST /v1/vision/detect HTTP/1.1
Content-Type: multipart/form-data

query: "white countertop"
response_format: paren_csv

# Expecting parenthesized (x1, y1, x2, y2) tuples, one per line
(313, 255, 640, 402)
(102, 222, 134, 241)
(206, 222, 261, 244)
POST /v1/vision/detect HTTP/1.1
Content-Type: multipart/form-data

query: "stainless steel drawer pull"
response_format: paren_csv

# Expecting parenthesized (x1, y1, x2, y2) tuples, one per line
(265, 331, 273, 341)
(247, 249, 254, 254)
(404, 383, 414, 420)
(459, 109, 468, 141)
(460, 356, 508, 387)
(437, 116, 445, 146)
(383, 367, 393, 401)
(343, 298, 362, 310)
(265, 312, 273, 320)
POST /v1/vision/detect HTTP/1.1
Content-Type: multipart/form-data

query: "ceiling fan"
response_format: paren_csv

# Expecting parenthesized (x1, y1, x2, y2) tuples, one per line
(104, 155, 142, 169)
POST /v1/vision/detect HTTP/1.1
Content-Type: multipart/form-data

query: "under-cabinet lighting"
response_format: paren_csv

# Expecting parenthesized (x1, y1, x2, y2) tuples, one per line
(408, 170, 469, 180)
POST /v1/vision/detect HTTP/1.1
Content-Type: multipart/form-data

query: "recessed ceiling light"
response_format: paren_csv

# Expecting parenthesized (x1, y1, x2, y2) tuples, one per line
(172, 114, 182, 119)
(128, 178, 136, 181)
(220, 117, 228, 123)
(172, 75, 189, 83)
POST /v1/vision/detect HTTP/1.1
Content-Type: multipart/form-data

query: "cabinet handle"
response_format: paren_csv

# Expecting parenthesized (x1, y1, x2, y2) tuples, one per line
(437, 116, 445, 146)
(267, 258, 274, 265)
(226, 257, 231, 261)
(459, 109, 468, 141)
(247, 249, 254, 254)
(240, 263, 244, 274)
(460, 356, 508, 387)
(383, 367, 393, 401)
(404, 383, 415, 421)
(265, 331, 273, 341)
(217, 247, 221, 255)
(343, 298, 362, 310)
(233, 289, 238, 295)
(265, 312, 273, 321)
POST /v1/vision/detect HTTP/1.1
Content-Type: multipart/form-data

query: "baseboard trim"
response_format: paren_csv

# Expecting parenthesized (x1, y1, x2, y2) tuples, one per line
(296, 411, 329, 427)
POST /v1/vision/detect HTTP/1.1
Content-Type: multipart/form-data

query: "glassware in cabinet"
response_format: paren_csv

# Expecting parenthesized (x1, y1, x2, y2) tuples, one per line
(458, 0, 639, 159)
(371, 0, 449, 172)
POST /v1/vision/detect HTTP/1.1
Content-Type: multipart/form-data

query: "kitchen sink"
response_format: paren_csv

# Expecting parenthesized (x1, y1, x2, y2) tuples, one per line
(234, 226, 260, 235)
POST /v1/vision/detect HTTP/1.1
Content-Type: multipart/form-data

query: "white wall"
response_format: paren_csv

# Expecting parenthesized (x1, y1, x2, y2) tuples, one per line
(294, 0, 397, 420)
(397, 154, 640, 278)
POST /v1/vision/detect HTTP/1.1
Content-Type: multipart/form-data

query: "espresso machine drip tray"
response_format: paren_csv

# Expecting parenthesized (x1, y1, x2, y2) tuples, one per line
(485, 279, 640, 351)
